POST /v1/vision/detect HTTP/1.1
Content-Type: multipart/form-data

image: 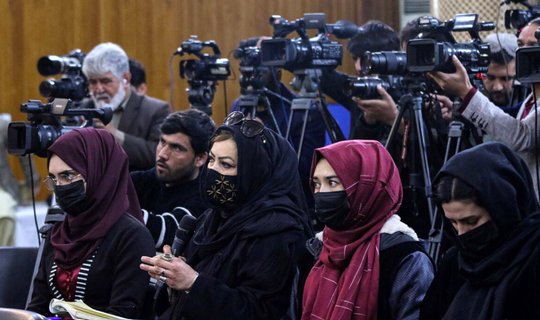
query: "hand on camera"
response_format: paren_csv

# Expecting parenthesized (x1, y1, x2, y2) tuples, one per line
(431, 94, 454, 121)
(428, 55, 473, 100)
(353, 85, 398, 126)
(140, 245, 199, 291)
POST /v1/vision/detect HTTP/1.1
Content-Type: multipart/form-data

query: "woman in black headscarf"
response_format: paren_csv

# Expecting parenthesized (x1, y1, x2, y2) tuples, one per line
(141, 112, 313, 320)
(420, 141, 540, 319)
(27, 128, 155, 318)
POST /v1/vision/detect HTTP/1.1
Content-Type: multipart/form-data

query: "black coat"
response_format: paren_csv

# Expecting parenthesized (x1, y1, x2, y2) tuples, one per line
(82, 92, 169, 171)
(163, 122, 313, 320)
(27, 214, 155, 319)
(421, 142, 540, 320)
(131, 168, 207, 249)
(174, 210, 305, 320)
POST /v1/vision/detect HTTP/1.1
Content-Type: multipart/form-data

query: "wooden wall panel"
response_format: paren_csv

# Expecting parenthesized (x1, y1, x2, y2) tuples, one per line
(0, 0, 399, 200)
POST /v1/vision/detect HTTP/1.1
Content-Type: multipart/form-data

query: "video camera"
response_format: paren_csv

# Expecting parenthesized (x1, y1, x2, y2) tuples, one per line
(178, 36, 230, 82)
(260, 13, 359, 70)
(516, 45, 540, 83)
(360, 51, 408, 76)
(346, 76, 407, 100)
(37, 49, 88, 101)
(233, 45, 269, 92)
(7, 98, 112, 157)
(504, 0, 540, 30)
(407, 14, 493, 73)
(505, 1, 540, 84)
(176, 36, 230, 115)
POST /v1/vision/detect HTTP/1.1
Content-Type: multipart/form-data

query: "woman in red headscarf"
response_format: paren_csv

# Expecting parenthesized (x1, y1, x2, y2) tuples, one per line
(302, 140, 434, 320)
(27, 128, 155, 319)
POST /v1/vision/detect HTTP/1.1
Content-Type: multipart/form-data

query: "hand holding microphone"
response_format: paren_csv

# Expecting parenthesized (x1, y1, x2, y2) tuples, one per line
(140, 210, 199, 293)
(152, 244, 199, 291)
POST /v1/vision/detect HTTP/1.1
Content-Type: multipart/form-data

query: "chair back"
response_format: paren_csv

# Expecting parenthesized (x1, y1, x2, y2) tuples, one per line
(0, 247, 39, 309)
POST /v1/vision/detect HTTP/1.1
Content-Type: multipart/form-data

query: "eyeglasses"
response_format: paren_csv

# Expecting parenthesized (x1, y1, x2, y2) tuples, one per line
(223, 111, 265, 138)
(43, 172, 83, 191)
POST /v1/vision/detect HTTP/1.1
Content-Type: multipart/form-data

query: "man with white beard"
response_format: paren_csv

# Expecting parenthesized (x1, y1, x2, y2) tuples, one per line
(82, 42, 169, 171)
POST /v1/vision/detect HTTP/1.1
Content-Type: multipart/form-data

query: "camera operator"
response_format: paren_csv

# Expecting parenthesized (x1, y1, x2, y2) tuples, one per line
(345, 21, 449, 239)
(131, 109, 215, 250)
(319, 21, 402, 139)
(129, 58, 148, 95)
(347, 21, 402, 138)
(428, 18, 540, 197)
(81, 42, 170, 171)
(482, 33, 522, 117)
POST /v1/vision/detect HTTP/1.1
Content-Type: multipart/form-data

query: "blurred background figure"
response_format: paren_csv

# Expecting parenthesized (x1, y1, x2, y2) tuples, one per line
(482, 32, 521, 116)
(0, 114, 41, 205)
(129, 58, 148, 95)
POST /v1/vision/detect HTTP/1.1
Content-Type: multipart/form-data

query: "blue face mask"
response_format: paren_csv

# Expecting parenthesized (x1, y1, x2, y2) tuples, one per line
(314, 191, 350, 230)
(205, 169, 238, 211)
(54, 180, 89, 216)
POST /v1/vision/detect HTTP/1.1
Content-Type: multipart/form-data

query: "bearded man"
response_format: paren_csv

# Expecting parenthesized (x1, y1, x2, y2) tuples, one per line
(131, 110, 215, 249)
(82, 42, 169, 171)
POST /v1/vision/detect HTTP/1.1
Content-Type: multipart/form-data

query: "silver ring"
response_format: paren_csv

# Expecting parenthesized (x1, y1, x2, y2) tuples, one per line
(161, 253, 174, 262)
(159, 275, 167, 283)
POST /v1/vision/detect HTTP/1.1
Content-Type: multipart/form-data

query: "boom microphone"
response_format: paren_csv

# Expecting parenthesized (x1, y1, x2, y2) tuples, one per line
(331, 20, 362, 39)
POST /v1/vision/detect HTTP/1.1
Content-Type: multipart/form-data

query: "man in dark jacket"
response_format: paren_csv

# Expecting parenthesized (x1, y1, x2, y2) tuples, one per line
(82, 42, 170, 171)
(131, 109, 215, 249)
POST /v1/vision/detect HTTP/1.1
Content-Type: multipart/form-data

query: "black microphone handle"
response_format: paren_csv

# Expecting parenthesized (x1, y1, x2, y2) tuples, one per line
(171, 213, 197, 257)
(153, 212, 197, 304)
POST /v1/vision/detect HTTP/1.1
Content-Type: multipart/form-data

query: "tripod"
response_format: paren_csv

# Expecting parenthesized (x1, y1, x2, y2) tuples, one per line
(187, 80, 217, 116)
(236, 87, 289, 137)
(385, 90, 440, 260)
(286, 68, 345, 160)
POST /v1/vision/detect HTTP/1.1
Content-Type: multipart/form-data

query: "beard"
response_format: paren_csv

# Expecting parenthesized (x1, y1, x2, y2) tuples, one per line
(156, 158, 198, 185)
(486, 90, 510, 107)
(91, 84, 126, 111)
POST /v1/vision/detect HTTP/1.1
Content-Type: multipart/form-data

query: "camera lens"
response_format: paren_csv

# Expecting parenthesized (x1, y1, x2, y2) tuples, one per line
(362, 51, 407, 75)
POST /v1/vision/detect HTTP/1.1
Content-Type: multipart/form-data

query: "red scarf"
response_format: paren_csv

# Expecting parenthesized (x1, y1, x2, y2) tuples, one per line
(48, 128, 143, 269)
(302, 140, 403, 320)
(521, 96, 536, 120)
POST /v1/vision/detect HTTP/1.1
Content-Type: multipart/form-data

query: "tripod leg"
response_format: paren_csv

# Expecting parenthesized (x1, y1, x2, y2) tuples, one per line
(412, 97, 436, 224)
(262, 96, 283, 137)
(287, 98, 313, 159)
(385, 99, 409, 150)
(410, 97, 446, 263)
(295, 106, 310, 160)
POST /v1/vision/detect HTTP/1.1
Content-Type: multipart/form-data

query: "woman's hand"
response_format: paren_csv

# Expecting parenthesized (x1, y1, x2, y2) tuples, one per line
(140, 245, 199, 291)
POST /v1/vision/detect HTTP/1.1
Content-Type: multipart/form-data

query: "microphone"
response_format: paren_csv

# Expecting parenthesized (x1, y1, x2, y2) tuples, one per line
(153, 212, 197, 301)
(331, 20, 362, 39)
(171, 212, 197, 257)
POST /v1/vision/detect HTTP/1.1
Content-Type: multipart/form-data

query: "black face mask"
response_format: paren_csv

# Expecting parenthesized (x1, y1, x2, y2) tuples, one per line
(205, 169, 238, 211)
(457, 220, 500, 260)
(314, 191, 350, 230)
(54, 180, 89, 217)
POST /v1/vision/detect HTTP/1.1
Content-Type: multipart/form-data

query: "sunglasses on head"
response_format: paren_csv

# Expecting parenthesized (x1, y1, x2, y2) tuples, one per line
(223, 111, 265, 138)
